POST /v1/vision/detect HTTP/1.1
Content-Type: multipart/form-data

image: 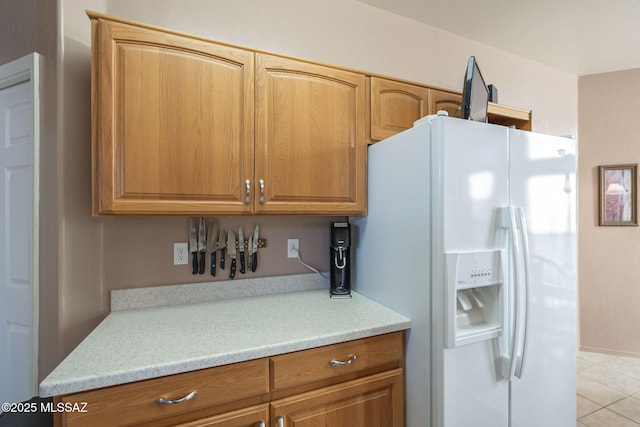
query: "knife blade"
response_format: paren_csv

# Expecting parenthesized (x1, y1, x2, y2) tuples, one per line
(207, 219, 218, 276)
(238, 228, 245, 274)
(188, 217, 198, 275)
(251, 224, 259, 272)
(198, 217, 206, 274)
(218, 229, 226, 270)
(247, 235, 253, 272)
(228, 230, 236, 279)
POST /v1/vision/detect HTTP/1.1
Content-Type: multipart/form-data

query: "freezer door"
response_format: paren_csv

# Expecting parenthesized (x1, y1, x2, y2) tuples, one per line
(433, 118, 510, 427)
(507, 130, 577, 427)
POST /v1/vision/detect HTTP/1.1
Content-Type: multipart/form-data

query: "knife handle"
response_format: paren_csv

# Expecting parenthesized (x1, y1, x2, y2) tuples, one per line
(230, 258, 236, 279)
(220, 248, 226, 270)
(191, 252, 198, 275)
(211, 252, 216, 276)
(252, 252, 258, 272)
(240, 252, 245, 274)
(198, 251, 206, 274)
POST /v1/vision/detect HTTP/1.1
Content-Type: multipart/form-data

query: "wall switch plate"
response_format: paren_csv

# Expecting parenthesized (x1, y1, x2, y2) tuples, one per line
(287, 239, 299, 258)
(174, 242, 189, 265)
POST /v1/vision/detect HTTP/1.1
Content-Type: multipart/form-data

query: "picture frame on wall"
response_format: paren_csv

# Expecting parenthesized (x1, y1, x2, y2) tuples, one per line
(599, 164, 638, 226)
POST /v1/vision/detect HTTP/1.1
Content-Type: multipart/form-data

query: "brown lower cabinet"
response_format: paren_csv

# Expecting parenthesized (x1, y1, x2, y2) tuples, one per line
(271, 369, 403, 427)
(54, 332, 405, 427)
(174, 404, 270, 427)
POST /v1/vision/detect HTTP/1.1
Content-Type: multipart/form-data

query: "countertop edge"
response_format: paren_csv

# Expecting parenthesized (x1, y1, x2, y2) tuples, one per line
(39, 289, 411, 397)
(39, 322, 409, 397)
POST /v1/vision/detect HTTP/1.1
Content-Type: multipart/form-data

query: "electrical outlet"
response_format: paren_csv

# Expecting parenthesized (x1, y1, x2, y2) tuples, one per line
(287, 238, 299, 258)
(174, 242, 189, 265)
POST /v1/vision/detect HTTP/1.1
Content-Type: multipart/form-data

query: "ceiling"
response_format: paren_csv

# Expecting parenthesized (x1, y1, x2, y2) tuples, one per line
(358, 0, 640, 76)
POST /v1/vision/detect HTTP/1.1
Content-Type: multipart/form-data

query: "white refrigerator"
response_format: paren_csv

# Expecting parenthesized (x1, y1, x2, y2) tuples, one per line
(352, 116, 576, 427)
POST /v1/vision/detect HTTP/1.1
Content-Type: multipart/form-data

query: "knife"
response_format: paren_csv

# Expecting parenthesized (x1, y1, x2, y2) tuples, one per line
(251, 224, 259, 272)
(198, 217, 206, 274)
(218, 229, 226, 270)
(228, 230, 237, 279)
(207, 219, 218, 276)
(247, 235, 253, 272)
(189, 217, 198, 275)
(238, 228, 245, 274)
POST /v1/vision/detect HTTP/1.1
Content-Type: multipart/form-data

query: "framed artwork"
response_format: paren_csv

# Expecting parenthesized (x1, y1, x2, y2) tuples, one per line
(599, 164, 638, 226)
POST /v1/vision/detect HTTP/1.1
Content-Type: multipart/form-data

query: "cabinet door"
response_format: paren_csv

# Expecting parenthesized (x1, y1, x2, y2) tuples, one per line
(255, 54, 367, 215)
(174, 404, 269, 427)
(428, 89, 462, 118)
(370, 77, 429, 142)
(92, 18, 254, 215)
(271, 369, 404, 427)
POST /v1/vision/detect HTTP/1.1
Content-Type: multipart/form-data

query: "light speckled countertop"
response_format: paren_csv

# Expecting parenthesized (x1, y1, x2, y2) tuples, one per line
(39, 279, 410, 397)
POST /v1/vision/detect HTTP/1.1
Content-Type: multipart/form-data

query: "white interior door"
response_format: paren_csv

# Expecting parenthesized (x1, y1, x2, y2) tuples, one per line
(0, 53, 40, 406)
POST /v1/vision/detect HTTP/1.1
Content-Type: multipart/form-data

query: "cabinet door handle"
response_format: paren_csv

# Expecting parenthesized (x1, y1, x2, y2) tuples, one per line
(329, 355, 357, 366)
(258, 421, 266, 427)
(276, 416, 284, 427)
(245, 179, 251, 205)
(157, 390, 197, 405)
(259, 179, 265, 205)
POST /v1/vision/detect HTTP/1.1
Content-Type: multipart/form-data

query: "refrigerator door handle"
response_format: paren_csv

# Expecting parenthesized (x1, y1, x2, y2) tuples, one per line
(515, 207, 531, 379)
(501, 206, 523, 381)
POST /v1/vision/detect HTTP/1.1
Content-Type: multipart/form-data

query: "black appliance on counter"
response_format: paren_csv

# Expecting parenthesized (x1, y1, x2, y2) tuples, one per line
(330, 222, 351, 298)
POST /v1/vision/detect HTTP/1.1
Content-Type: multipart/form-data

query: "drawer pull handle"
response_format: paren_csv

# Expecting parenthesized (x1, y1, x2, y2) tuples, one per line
(330, 355, 357, 366)
(157, 390, 198, 405)
(276, 416, 284, 427)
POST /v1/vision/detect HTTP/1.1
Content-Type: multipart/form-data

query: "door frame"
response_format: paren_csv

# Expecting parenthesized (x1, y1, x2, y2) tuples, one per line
(0, 52, 41, 395)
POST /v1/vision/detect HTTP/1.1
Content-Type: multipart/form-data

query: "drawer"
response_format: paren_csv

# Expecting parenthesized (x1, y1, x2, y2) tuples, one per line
(174, 403, 269, 427)
(271, 332, 403, 391)
(58, 358, 269, 426)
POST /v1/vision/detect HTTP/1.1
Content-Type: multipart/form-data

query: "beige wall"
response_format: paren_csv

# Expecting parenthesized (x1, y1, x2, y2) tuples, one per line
(39, 0, 578, 377)
(57, 0, 346, 363)
(578, 69, 640, 357)
(57, 0, 108, 376)
(0, 0, 60, 381)
(106, 0, 577, 136)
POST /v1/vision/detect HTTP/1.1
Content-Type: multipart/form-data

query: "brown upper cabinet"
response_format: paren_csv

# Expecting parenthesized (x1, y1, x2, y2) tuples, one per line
(90, 14, 255, 215)
(429, 88, 463, 119)
(370, 77, 429, 141)
(89, 11, 530, 215)
(487, 102, 532, 131)
(255, 54, 367, 215)
(369, 78, 531, 143)
(89, 12, 366, 215)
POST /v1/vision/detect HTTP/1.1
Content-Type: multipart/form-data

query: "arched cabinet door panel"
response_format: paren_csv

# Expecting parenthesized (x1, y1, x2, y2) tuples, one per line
(255, 53, 367, 215)
(370, 76, 429, 142)
(91, 14, 254, 215)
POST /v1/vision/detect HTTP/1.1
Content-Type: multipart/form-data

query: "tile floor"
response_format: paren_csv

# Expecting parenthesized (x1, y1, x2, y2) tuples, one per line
(577, 350, 640, 426)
